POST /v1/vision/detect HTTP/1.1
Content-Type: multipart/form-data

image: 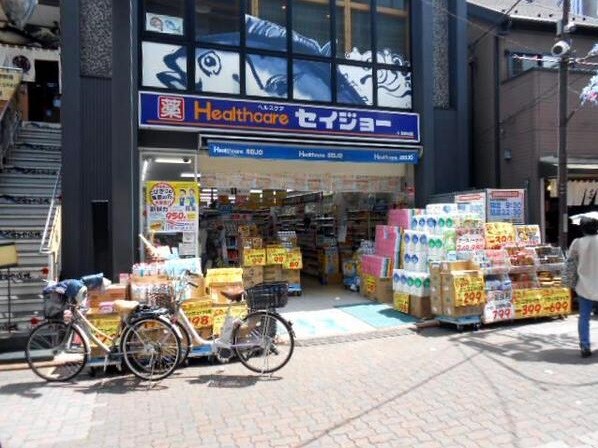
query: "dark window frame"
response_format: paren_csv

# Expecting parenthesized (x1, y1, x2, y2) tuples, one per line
(139, 0, 413, 111)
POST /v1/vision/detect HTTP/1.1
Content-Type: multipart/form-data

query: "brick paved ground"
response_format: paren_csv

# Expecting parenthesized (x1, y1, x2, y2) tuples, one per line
(1, 317, 598, 448)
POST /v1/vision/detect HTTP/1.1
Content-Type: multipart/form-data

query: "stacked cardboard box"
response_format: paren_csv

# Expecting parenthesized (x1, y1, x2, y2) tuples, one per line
(430, 260, 485, 317)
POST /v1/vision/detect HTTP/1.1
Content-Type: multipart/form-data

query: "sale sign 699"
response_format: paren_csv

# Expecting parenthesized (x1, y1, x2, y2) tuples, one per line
(453, 274, 486, 307)
(513, 288, 571, 319)
(146, 181, 198, 232)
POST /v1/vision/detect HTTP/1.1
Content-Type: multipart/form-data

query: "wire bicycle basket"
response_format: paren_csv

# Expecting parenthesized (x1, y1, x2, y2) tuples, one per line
(245, 282, 289, 310)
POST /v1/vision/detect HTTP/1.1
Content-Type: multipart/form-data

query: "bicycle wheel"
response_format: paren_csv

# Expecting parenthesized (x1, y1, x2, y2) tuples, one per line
(174, 321, 191, 366)
(233, 311, 294, 374)
(26, 321, 88, 382)
(121, 317, 181, 381)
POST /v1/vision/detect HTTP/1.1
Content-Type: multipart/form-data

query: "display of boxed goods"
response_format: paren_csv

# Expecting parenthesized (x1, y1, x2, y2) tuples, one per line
(513, 288, 571, 319)
(515, 225, 542, 246)
(533, 245, 565, 268)
(441, 270, 486, 308)
(243, 248, 267, 266)
(374, 225, 401, 266)
(387, 208, 423, 229)
(504, 245, 537, 271)
(362, 254, 393, 278)
(212, 303, 248, 335)
(393, 269, 431, 297)
(242, 266, 264, 289)
(86, 312, 121, 358)
(266, 246, 287, 265)
(263, 264, 283, 282)
(206, 268, 244, 304)
(484, 222, 516, 249)
(402, 230, 429, 253)
(537, 270, 563, 288)
(320, 247, 340, 275)
(509, 271, 540, 290)
(393, 292, 410, 314)
(282, 269, 301, 285)
(472, 249, 510, 274)
(482, 274, 514, 324)
(181, 298, 213, 338)
(361, 274, 393, 302)
(426, 203, 459, 215)
(409, 296, 432, 319)
(282, 248, 303, 270)
(402, 251, 428, 273)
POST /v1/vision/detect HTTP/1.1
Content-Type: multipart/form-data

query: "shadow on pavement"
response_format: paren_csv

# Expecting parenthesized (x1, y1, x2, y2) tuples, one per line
(0, 380, 49, 398)
(188, 373, 282, 388)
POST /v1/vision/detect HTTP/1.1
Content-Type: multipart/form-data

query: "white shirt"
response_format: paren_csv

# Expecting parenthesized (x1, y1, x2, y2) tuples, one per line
(569, 235, 598, 301)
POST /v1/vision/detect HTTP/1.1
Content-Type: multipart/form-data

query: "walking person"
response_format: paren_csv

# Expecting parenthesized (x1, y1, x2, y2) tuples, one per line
(568, 217, 598, 358)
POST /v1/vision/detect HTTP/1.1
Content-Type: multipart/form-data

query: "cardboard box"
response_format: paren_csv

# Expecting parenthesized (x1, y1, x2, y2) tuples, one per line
(86, 312, 121, 358)
(242, 266, 264, 289)
(442, 303, 485, 318)
(186, 276, 206, 298)
(209, 282, 244, 304)
(263, 265, 283, 282)
(180, 298, 213, 330)
(393, 292, 410, 314)
(361, 275, 392, 302)
(212, 303, 248, 335)
(441, 270, 486, 308)
(409, 296, 432, 319)
(440, 260, 478, 272)
(282, 269, 301, 285)
(430, 287, 443, 315)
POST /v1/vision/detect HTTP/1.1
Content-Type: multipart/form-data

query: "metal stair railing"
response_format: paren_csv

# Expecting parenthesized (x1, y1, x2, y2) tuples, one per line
(40, 167, 62, 281)
(0, 69, 22, 171)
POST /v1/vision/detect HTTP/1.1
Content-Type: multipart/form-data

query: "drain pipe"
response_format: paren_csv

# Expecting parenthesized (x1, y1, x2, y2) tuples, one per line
(494, 34, 502, 188)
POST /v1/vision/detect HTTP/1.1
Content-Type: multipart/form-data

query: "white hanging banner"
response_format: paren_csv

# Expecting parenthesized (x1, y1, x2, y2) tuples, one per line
(0, 44, 60, 83)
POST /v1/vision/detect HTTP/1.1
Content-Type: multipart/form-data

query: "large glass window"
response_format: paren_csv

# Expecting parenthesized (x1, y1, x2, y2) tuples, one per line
(145, 0, 185, 35)
(246, 54, 288, 98)
(337, 64, 373, 105)
(196, 0, 241, 45)
(293, 60, 331, 101)
(292, 0, 330, 56)
(376, 1, 410, 65)
(142, 42, 187, 90)
(195, 48, 240, 94)
(142, 0, 412, 109)
(246, 0, 288, 52)
(337, 0, 372, 61)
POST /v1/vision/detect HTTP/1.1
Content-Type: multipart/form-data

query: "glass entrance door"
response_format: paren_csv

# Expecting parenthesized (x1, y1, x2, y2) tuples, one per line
(138, 148, 200, 261)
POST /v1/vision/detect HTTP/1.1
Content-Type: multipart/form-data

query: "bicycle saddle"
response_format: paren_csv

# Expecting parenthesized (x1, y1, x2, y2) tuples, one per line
(114, 300, 139, 318)
(221, 288, 245, 303)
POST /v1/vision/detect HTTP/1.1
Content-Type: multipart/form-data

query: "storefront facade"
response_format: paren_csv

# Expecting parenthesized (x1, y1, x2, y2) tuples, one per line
(61, 0, 470, 280)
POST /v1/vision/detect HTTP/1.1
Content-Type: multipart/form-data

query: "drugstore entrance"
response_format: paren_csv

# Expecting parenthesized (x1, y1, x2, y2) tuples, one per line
(138, 143, 417, 329)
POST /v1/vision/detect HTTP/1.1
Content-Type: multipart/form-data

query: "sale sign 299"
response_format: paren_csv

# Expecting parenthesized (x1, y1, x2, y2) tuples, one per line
(453, 274, 486, 307)
(146, 181, 198, 232)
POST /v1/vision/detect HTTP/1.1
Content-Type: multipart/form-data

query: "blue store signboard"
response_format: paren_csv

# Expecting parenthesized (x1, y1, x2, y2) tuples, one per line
(139, 91, 420, 143)
(207, 141, 419, 164)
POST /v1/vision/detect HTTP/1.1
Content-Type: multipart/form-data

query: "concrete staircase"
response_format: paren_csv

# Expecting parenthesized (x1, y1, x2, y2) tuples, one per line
(0, 121, 61, 346)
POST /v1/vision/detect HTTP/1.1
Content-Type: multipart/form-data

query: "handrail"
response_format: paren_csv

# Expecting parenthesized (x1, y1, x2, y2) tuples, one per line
(0, 88, 21, 171)
(40, 166, 62, 254)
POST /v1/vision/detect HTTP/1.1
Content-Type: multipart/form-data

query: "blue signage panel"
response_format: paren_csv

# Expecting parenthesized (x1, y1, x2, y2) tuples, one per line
(207, 141, 419, 164)
(139, 91, 420, 143)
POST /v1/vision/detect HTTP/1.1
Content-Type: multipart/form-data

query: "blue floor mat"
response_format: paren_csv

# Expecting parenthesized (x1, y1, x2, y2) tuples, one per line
(335, 302, 418, 329)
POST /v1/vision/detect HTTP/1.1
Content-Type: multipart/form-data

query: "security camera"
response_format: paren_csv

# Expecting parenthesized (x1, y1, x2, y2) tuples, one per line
(552, 40, 571, 57)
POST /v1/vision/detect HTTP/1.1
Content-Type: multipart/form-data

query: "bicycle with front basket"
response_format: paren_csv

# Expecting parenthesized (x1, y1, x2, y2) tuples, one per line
(171, 271, 295, 374)
(25, 277, 182, 382)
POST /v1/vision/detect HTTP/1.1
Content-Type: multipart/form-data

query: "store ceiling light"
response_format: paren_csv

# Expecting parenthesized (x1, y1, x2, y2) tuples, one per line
(180, 172, 201, 178)
(250, 189, 262, 194)
(566, 163, 598, 170)
(155, 157, 191, 164)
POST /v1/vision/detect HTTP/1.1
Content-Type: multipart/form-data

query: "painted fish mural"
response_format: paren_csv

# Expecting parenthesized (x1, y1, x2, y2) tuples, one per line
(143, 15, 412, 109)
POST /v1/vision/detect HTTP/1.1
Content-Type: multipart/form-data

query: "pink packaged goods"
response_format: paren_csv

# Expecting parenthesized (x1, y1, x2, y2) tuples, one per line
(387, 209, 424, 229)
(361, 254, 392, 278)
(374, 225, 401, 260)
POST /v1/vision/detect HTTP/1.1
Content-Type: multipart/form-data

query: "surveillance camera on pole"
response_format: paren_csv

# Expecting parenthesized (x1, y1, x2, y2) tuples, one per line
(552, 40, 571, 58)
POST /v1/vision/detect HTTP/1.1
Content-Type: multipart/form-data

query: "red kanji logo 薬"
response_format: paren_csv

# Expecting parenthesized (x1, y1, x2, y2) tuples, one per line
(158, 96, 185, 121)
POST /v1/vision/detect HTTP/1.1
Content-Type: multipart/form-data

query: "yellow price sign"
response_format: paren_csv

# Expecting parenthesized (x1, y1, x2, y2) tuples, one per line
(283, 251, 303, 270)
(453, 275, 486, 307)
(88, 314, 121, 346)
(243, 249, 266, 267)
(484, 222, 516, 249)
(364, 276, 376, 295)
(181, 300, 213, 328)
(393, 293, 409, 314)
(212, 304, 247, 335)
(267, 247, 287, 265)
